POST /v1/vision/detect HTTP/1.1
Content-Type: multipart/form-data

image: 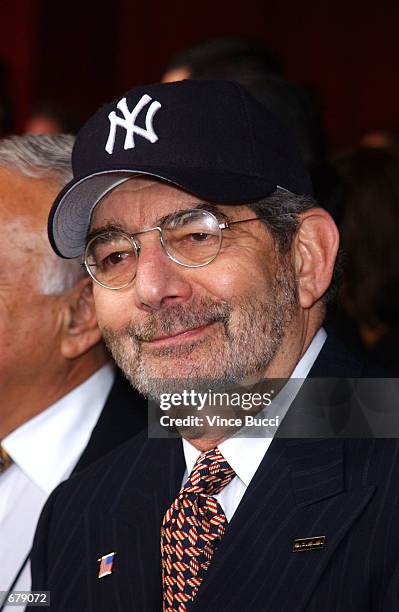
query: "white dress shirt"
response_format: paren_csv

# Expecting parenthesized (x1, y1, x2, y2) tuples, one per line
(182, 328, 327, 521)
(0, 363, 114, 599)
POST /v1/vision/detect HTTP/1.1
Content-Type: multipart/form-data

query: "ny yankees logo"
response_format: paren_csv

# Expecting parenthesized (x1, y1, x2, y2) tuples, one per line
(105, 94, 162, 154)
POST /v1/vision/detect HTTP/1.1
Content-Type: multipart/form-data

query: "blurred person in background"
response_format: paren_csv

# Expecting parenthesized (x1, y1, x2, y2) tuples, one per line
(331, 146, 399, 374)
(360, 129, 399, 149)
(0, 134, 146, 603)
(162, 35, 283, 84)
(24, 102, 81, 135)
(0, 59, 14, 136)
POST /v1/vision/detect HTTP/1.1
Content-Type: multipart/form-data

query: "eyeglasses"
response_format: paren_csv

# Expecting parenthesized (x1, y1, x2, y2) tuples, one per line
(84, 208, 261, 290)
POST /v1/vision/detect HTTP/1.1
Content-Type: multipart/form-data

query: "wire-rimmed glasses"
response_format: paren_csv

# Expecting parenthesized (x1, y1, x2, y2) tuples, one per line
(84, 208, 261, 289)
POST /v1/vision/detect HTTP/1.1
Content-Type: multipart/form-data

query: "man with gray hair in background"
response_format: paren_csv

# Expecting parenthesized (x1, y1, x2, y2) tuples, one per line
(0, 134, 146, 604)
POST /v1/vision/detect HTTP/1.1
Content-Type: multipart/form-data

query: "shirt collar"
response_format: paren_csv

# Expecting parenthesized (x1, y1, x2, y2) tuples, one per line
(183, 328, 327, 486)
(2, 363, 114, 494)
(291, 327, 326, 378)
(183, 435, 268, 487)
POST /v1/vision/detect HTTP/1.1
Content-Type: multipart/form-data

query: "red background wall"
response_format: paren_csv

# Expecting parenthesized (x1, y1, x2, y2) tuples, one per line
(1, 0, 399, 151)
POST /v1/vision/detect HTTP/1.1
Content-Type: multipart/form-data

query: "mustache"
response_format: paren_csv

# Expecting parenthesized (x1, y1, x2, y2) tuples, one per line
(125, 297, 233, 342)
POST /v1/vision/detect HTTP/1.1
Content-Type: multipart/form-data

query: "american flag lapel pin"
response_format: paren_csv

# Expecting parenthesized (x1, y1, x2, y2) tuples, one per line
(97, 552, 116, 578)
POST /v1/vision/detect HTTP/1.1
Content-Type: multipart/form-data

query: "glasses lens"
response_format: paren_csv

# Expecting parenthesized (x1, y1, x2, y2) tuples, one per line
(163, 210, 222, 266)
(85, 232, 136, 288)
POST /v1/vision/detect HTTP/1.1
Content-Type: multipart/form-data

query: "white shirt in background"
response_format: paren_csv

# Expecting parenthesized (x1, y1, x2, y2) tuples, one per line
(0, 363, 114, 600)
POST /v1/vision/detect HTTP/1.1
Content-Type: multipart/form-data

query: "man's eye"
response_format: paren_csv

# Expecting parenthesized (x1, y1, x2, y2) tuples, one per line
(188, 232, 212, 242)
(101, 251, 130, 267)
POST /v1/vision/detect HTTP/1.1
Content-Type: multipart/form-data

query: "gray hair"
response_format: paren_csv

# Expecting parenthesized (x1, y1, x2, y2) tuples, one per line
(0, 134, 86, 295)
(248, 189, 343, 303)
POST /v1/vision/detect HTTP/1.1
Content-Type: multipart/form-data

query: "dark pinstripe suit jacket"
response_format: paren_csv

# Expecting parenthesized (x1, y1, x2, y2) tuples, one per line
(29, 337, 399, 611)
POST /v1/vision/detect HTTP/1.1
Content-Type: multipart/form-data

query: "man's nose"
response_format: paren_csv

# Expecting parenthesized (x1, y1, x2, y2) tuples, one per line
(132, 231, 192, 311)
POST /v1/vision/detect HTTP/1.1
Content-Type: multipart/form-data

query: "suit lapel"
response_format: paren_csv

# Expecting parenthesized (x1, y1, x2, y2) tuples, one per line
(193, 438, 375, 611)
(85, 436, 185, 611)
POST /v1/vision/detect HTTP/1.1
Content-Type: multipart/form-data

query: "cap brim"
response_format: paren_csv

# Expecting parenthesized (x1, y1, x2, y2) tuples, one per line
(49, 167, 277, 258)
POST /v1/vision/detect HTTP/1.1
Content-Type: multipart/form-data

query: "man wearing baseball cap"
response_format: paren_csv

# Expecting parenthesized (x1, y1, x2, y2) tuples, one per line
(29, 80, 399, 611)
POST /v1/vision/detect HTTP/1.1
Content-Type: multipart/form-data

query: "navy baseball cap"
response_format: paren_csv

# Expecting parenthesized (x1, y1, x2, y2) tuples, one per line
(48, 80, 313, 258)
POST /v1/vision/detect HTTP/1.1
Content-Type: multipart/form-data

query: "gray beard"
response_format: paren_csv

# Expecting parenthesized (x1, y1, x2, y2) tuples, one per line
(102, 257, 298, 400)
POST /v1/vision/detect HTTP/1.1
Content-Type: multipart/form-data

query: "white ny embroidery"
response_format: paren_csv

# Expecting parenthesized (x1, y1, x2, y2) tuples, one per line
(105, 94, 162, 154)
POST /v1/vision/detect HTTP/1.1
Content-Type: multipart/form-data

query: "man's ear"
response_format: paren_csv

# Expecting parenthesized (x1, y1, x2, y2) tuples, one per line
(60, 277, 103, 359)
(293, 208, 339, 309)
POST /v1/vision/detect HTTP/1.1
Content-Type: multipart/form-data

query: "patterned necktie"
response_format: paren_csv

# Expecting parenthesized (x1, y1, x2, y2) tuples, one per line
(0, 445, 13, 475)
(161, 447, 236, 611)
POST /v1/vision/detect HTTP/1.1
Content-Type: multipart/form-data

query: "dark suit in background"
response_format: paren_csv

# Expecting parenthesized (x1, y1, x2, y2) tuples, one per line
(72, 369, 147, 474)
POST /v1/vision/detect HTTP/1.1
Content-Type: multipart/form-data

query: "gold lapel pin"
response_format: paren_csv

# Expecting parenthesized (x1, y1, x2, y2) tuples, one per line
(97, 552, 116, 578)
(293, 536, 326, 552)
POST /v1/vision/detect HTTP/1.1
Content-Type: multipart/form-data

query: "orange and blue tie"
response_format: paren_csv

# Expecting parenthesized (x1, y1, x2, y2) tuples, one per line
(161, 448, 236, 610)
